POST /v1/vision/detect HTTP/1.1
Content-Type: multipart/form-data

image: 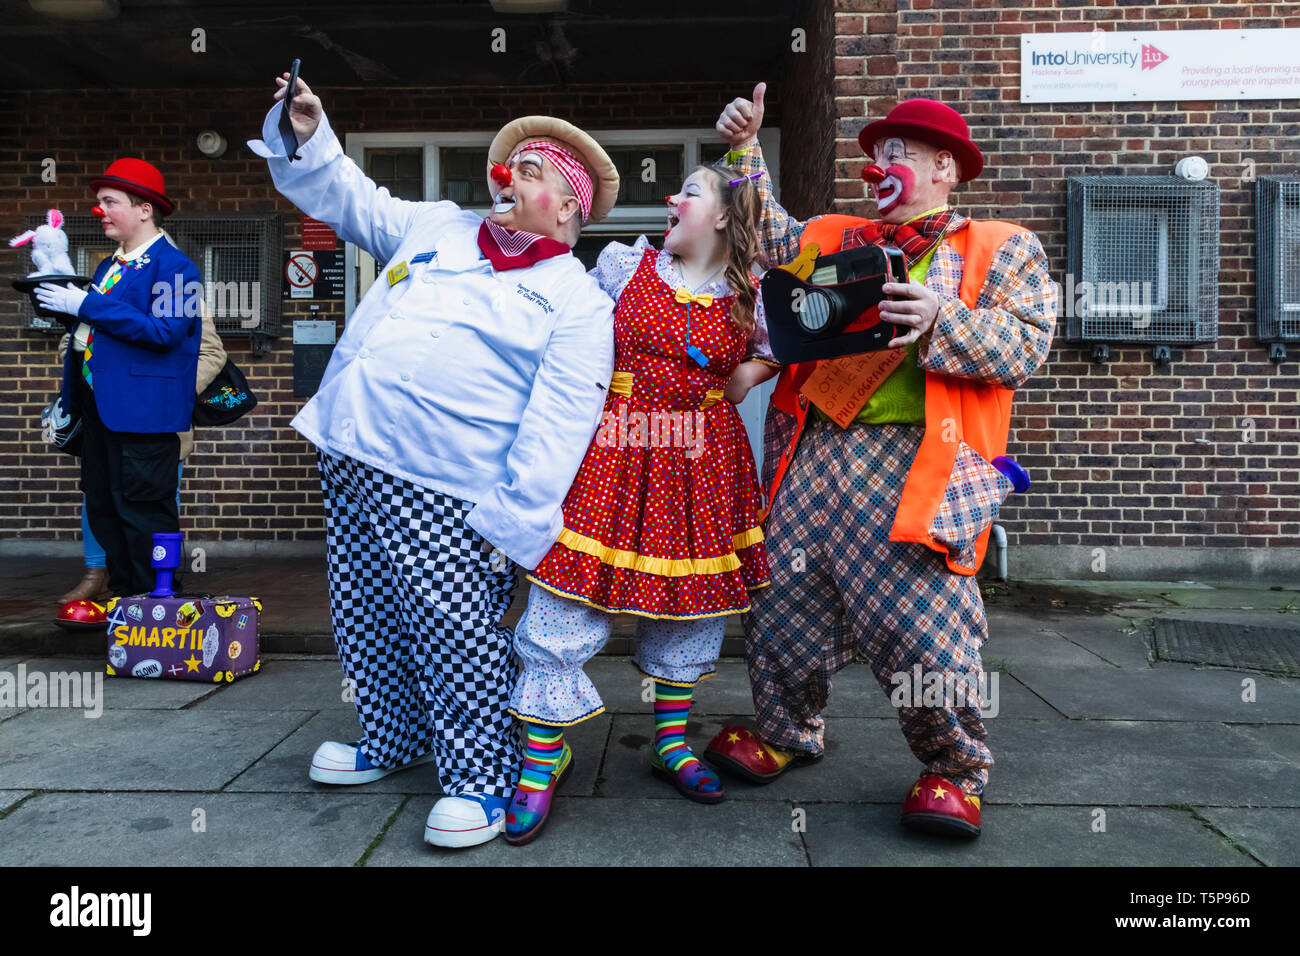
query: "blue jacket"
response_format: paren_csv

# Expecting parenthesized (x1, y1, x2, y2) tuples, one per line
(61, 233, 202, 433)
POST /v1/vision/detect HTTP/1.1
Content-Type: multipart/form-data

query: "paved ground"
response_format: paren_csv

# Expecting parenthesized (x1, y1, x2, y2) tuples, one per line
(2, 556, 1299, 866)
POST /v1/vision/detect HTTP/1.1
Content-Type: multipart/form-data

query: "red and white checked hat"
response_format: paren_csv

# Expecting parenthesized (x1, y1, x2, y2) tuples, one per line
(487, 116, 620, 223)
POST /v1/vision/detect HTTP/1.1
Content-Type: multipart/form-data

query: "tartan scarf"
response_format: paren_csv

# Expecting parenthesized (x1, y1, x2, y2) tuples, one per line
(842, 208, 960, 270)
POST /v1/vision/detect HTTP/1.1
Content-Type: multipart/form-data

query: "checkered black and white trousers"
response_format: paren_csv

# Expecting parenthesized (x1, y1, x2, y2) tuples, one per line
(318, 451, 522, 800)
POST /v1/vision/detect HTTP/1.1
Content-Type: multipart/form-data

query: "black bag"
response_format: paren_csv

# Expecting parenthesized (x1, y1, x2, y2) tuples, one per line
(193, 358, 258, 426)
(41, 394, 83, 457)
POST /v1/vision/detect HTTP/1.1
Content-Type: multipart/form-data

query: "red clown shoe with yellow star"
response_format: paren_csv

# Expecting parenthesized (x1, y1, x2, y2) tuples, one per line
(704, 724, 821, 783)
(900, 775, 982, 838)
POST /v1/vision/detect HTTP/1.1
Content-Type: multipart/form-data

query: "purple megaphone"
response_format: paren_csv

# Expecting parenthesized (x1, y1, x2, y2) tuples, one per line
(991, 456, 1030, 493)
(149, 531, 185, 597)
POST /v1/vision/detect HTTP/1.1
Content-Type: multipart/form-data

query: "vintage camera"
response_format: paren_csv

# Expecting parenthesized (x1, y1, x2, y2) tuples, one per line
(760, 242, 907, 363)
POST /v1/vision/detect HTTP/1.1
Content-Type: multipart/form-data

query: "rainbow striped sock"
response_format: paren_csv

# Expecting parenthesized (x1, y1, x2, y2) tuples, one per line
(517, 724, 565, 793)
(653, 683, 718, 793)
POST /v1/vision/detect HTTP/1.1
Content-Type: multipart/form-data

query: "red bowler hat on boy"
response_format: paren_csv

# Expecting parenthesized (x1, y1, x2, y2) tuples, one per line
(89, 157, 176, 215)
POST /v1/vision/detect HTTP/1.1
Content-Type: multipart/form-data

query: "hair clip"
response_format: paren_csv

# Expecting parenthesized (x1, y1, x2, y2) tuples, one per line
(728, 171, 764, 186)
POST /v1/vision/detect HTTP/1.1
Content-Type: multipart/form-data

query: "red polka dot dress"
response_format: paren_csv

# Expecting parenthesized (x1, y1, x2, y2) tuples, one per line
(527, 244, 771, 618)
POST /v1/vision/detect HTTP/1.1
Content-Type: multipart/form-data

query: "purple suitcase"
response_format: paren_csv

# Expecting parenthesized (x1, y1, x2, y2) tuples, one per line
(105, 594, 262, 683)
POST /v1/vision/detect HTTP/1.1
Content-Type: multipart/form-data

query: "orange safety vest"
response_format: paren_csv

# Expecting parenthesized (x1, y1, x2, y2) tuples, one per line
(765, 214, 1027, 575)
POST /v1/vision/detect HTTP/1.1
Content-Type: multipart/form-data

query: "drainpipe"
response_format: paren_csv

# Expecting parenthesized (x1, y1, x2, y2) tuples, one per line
(991, 524, 1008, 581)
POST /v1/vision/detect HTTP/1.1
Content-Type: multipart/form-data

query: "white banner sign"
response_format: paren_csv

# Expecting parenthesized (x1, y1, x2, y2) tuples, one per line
(1021, 28, 1300, 103)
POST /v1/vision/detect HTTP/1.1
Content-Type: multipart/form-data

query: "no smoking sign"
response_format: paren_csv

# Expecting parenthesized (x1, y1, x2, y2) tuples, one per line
(287, 251, 318, 298)
(282, 249, 345, 301)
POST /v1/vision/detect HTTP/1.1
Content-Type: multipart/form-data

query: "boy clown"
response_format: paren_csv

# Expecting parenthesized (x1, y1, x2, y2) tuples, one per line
(249, 74, 619, 847)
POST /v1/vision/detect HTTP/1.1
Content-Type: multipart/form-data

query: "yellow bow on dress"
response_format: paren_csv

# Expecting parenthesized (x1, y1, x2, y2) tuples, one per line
(674, 287, 714, 308)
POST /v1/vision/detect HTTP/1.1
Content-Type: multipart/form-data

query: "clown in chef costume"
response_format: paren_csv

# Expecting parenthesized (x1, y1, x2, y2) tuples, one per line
(248, 73, 620, 848)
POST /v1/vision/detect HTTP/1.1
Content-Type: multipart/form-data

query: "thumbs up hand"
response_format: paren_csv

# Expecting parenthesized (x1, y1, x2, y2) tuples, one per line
(715, 82, 767, 150)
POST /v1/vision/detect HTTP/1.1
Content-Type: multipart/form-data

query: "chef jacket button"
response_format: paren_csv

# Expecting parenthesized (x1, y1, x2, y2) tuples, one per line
(390, 310, 403, 320)
(430, 329, 441, 338)
(359, 349, 371, 359)
(401, 373, 411, 382)
(461, 297, 471, 306)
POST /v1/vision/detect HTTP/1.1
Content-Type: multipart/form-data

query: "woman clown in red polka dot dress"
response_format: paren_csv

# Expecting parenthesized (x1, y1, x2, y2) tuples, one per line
(504, 165, 782, 844)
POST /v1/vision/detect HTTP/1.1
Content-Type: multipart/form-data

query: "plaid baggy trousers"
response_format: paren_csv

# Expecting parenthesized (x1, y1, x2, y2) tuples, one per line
(743, 407, 994, 794)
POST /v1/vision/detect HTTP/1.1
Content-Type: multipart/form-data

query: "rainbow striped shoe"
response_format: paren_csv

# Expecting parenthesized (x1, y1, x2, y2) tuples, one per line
(503, 742, 573, 846)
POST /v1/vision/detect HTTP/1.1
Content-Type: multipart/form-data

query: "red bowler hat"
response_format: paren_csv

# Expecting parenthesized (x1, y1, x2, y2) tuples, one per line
(857, 99, 984, 182)
(89, 158, 175, 215)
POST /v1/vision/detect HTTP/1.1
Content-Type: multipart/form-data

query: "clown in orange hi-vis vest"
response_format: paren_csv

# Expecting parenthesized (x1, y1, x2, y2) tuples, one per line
(704, 85, 1057, 838)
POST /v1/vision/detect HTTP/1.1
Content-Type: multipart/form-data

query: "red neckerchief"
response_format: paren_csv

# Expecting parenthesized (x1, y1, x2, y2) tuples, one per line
(841, 208, 959, 270)
(476, 219, 571, 271)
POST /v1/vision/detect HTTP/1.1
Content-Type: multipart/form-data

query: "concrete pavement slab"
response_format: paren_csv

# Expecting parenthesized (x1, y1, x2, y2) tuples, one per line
(365, 796, 808, 866)
(1196, 808, 1300, 867)
(0, 708, 311, 791)
(0, 791, 405, 866)
(990, 719, 1300, 807)
(985, 628, 1125, 670)
(1036, 619, 1155, 668)
(224, 709, 610, 798)
(0, 791, 32, 814)
(1145, 586, 1300, 612)
(1007, 663, 1300, 722)
(1224, 723, 1300, 765)
(194, 658, 351, 712)
(801, 804, 1256, 866)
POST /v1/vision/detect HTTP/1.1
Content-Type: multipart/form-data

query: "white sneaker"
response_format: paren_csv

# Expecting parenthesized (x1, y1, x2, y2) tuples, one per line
(308, 740, 435, 785)
(424, 793, 509, 849)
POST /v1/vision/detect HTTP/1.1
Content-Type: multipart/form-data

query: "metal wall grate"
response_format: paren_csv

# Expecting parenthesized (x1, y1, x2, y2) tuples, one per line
(1257, 175, 1300, 343)
(166, 213, 283, 337)
(16, 212, 283, 337)
(1066, 176, 1219, 344)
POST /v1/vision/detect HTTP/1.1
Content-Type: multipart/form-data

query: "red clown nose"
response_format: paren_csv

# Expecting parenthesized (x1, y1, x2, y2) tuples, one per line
(490, 163, 512, 187)
(91, 205, 105, 217)
(861, 164, 886, 184)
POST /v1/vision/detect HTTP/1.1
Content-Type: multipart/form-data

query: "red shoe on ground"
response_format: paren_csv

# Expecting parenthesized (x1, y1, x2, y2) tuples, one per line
(900, 774, 982, 838)
(704, 724, 820, 784)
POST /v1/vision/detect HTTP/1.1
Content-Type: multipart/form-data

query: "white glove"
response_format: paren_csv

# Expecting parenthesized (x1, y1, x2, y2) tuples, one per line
(35, 282, 88, 318)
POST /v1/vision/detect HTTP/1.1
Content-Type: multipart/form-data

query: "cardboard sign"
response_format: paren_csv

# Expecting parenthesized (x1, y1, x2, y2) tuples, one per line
(800, 348, 907, 428)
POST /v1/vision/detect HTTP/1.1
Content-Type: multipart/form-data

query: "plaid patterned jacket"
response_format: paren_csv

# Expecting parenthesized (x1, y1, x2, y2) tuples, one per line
(731, 143, 1057, 389)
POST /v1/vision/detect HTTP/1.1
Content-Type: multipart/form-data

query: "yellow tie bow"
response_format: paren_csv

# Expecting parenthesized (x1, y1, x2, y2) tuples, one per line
(674, 287, 714, 309)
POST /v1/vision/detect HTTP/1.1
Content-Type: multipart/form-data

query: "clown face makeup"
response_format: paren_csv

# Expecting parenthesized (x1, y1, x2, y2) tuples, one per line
(95, 187, 155, 248)
(868, 136, 956, 222)
(663, 169, 726, 257)
(490, 147, 582, 240)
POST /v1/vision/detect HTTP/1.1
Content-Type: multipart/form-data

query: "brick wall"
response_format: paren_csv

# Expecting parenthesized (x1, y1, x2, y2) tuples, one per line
(0, 80, 771, 545)
(825, 0, 1300, 574)
(4, 1, 1299, 576)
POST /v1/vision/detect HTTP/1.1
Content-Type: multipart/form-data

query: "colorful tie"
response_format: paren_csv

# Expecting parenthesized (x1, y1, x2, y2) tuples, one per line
(83, 256, 129, 388)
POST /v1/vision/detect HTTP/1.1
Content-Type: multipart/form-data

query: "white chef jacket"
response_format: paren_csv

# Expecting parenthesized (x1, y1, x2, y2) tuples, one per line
(248, 106, 615, 569)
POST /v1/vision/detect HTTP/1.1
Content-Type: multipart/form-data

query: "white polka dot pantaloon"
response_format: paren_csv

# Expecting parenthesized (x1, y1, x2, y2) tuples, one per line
(508, 583, 726, 726)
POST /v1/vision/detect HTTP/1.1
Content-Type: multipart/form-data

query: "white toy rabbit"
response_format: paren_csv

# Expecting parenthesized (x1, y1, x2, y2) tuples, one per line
(10, 209, 76, 276)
